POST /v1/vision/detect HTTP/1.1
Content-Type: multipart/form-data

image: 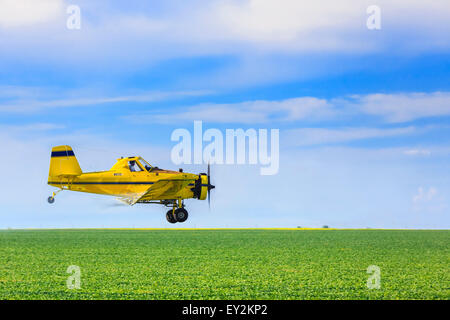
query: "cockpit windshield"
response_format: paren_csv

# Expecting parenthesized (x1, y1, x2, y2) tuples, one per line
(128, 160, 143, 172)
(138, 158, 153, 172)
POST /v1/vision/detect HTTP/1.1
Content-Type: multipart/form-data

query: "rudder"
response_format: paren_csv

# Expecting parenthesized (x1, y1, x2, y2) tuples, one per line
(48, 145, 82, 178)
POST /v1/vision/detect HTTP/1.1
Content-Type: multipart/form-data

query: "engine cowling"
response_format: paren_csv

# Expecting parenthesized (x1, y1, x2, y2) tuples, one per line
(199, 174, 208, 200)
(191, 174, 208, 200)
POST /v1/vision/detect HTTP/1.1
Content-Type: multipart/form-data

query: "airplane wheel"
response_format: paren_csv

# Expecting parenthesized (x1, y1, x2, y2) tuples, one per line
(166, 210, 177, 224)
(47, 196, 55, 204)
(174, 208, 188, 223)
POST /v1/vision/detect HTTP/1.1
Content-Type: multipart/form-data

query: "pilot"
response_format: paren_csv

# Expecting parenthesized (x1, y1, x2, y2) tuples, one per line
(129, 160, 137, 172)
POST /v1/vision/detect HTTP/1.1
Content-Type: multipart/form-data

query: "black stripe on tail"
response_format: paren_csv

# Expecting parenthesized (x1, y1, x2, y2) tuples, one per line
(51, 150, 75, 157)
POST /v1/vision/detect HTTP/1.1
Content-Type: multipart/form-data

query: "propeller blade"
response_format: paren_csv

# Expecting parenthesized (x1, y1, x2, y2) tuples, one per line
(208, 189, 211, 209)
(207, 162, 211, 209)
(206, 162, 215, 209)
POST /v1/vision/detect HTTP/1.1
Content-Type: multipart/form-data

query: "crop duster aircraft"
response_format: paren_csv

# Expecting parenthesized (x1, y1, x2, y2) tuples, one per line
(47, 146, 215, 223)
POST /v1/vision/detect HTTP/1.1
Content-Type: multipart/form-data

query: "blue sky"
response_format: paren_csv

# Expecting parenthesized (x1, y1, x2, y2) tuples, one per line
(0, 0, 449, 228)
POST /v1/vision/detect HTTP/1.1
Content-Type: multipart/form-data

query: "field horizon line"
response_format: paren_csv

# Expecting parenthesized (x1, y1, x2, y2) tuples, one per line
(0, 227, 448, 231)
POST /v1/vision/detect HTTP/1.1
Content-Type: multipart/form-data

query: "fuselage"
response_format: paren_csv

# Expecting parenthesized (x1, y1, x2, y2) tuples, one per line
(48, 156, 199, 200)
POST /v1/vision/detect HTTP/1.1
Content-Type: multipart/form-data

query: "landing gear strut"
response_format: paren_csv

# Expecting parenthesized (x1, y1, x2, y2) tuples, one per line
(47, 189, 63, 204)
(165, 199, 189, 223)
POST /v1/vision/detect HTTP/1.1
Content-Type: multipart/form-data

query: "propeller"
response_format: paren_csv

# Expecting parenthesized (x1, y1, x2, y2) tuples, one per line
(207, 162, 215, 208)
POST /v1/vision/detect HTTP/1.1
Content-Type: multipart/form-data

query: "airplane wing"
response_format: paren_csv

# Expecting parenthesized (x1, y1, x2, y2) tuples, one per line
(118, 177, 193, 205)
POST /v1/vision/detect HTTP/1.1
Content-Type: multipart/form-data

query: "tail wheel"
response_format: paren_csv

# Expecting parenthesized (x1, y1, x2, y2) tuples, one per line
(174, 208, 188, 223)
(47, 196, 55, 204)
(166, 210, 177, 224)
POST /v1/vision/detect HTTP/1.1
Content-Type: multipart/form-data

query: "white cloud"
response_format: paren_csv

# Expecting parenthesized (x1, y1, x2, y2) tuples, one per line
(285, 127, 416, 147)
(404, 149, 431, 156)
(126, 97, 332, 124)
(355, 92, 450, 123)
(210, 0, 450, 52)
(124, 91, 450, 125)
(413, 187, 437, 204)
(209, 0, 366, 51)
(0, 1, 448, 89)
(0, 86, 211, 112)
(2, 123, 65, 132)
(1, 0, 449, 68)
(412, 186, 447, 213)
(110, 0, 450, 54)
(0, 0, 63, 28)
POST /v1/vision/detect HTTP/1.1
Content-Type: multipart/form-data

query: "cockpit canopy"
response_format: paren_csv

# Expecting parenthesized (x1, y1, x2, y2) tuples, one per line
(128, 157, 153, 172)
(111, 157, 154, 172)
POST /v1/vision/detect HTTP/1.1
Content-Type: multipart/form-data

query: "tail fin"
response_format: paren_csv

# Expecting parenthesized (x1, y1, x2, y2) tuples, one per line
(48, 145, 82, 178)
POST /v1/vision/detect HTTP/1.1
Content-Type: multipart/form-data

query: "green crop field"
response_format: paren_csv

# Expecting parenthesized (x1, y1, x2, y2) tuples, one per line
(0, 229, 448, 300)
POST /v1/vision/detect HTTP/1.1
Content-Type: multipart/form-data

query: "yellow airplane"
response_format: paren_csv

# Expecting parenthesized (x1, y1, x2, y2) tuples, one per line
(47, 145, 215, 223)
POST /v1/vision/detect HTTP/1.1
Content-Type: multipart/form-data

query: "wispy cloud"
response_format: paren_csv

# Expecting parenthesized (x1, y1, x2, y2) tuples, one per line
(412, 186, 447, 213)
(413, 187, 437, 204)
(355, 92, 450, 123)
(125, 97, 332, 124)
(0, 87, 211, 112)
(124, 91, 450, 125)
(404, 149, 431, 156)
(284, 127, 416, 147)
(0, 123, 65, 131)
